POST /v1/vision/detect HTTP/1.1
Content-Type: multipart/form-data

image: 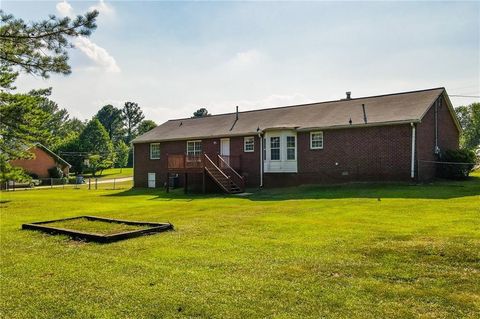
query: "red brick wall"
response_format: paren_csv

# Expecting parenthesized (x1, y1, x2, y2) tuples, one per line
(134, 135, 261, 188)
(134, 96, 460, 189)
(416, 95, 460, 181)
(10, 147, 67, 178)
(264, 124, 413, 187)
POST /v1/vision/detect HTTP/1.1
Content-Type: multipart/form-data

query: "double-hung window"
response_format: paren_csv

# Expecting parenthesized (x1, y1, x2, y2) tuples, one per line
(244, 137, 254, 152)
(310, 131, 324, 149)
(150, 143, 160, 159)
(286, 136, 296, 160)
(187, 140, 202, 156)
(270, 137, 280, 160)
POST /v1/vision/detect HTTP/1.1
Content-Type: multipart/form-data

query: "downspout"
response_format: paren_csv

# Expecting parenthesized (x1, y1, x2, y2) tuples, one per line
(434, 99, 439, 154)
(132, 142, 135, 185)
(411, 123, 416, 179)
(258, 132, 263, 188)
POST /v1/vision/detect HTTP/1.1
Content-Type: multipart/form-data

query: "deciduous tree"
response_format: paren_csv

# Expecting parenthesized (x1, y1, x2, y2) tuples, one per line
(114, 140, 129, 172)
(96, 104, 124, 141)
(193, 107, 210, 118)
(137, 119, 157, 136)
(456, 103, 480, 150)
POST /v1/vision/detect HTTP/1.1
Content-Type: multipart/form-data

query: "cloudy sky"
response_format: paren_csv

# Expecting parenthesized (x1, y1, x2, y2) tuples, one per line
(3, 1, 480, 123)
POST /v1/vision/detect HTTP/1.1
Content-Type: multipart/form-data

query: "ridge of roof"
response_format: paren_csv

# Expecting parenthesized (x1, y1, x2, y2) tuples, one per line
(167, 87, 446, 122)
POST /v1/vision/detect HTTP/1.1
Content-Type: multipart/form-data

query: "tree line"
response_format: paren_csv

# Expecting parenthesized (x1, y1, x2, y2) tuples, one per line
(1, 8, 478, 183)
(0, 9, 158, 182)
(60, 102, 157, 176)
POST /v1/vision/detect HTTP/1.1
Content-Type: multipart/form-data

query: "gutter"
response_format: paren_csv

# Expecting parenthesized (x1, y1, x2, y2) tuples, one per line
(133, 120, 422, 144)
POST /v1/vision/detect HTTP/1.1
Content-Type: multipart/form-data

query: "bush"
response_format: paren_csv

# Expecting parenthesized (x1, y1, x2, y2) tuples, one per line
(436, 149, 476, 179)
(48, 166, 64, 179)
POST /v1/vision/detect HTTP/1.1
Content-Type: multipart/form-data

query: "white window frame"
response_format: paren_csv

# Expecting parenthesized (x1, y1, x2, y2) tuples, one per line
(270, 136, 280, 161)
(186, 140, 202, 156)
(150, 143, 160, 159)
(244, 136, 254, 152)
(310, 131, 324, 150)
(286, 136, 296, 161)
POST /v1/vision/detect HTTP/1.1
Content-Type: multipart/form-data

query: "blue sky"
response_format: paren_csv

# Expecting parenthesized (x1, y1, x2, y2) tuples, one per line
(3, 1, 480, 123)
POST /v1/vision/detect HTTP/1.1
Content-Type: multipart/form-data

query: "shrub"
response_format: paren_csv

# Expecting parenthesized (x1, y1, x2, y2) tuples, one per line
(436, 149, 476, 179)
(48, 166, 64, 179)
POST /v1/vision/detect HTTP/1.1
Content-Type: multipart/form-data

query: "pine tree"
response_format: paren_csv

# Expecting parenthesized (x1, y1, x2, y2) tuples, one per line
(122, 102, 145, 143)
(96, 105, 124, 141)
(0, 9, 98, 180)
(0, 10, 98, 77)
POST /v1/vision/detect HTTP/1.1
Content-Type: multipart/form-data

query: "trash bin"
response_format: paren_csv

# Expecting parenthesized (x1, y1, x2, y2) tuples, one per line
(169, 174, 179, 188)
(76, 175, 84, 184)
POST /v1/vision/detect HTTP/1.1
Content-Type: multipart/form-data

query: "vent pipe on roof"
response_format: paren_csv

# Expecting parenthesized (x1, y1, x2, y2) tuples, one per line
(362, 104, 368, 124)
(346, 91, 351, 100)
(230, 106, 239, 131)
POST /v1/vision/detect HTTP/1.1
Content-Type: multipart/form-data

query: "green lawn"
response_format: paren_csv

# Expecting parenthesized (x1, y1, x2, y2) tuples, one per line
(82, 167, 133, 180)
(1, 173, 479, 318)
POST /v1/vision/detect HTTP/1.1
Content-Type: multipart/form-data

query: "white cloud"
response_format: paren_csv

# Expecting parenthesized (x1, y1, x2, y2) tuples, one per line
(56, 1, 74, 17)
(74, 36, 120, 73)
(89, 0, 115, 18)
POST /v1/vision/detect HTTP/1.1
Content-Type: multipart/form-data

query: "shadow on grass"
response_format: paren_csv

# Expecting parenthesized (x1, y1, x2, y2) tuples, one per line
(248, 176, 480, 201)
(106, 175, 480, 201)
(105, 187, 227, 201)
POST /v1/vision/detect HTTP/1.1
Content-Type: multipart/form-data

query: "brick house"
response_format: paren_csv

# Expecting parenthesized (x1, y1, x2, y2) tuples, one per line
(10, 143, 71, 178)
(133, 88, 460, 193)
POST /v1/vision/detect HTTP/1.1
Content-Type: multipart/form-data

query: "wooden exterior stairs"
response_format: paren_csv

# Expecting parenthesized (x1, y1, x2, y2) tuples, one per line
(167, 153, 245, 194)
(204, 154, 245, 194)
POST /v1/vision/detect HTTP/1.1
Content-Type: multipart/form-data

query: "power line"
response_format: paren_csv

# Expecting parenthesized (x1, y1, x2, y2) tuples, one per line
(450, 95, 480, 98)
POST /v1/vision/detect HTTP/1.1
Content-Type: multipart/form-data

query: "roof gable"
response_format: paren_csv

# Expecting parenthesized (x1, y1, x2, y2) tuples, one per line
(33, 143, 72, 167)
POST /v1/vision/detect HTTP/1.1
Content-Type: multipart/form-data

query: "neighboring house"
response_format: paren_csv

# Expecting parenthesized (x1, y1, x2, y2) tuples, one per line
(133, 88, 460, 193)
(10, 143, 71, 178)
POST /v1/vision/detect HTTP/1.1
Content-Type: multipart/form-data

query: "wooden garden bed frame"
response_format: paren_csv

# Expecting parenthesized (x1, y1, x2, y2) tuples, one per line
(22, 216, 174, 243)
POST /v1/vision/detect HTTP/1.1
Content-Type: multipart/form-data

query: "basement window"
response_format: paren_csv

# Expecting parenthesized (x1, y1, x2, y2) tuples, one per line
(187, 140, 202, 156)
(244, 136, 254, 152)
(150, 143, 160, 159)
(310, 131, 324, 150)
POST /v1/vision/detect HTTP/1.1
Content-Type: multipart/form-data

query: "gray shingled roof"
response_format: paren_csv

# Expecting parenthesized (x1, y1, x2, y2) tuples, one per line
(133, 87, 458, 143)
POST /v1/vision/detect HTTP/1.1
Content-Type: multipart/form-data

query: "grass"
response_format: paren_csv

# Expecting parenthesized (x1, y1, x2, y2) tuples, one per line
(42, 217, 149, 235)
(81, 167, 133, 180)
(1, 172, 479, 318)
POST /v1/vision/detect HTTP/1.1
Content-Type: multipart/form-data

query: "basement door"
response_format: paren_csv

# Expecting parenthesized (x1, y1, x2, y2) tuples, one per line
(220, 138, 230, 165)
(148, 173, 155, 188)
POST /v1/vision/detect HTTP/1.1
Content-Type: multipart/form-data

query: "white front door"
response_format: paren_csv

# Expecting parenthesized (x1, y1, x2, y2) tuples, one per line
(148, 173, 156, 188)
(220, 138, 230, 156)
(220, 138, 230, 166)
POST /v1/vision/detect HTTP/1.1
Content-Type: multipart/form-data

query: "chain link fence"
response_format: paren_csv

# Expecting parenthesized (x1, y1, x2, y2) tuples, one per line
(2, 177, 132, 191)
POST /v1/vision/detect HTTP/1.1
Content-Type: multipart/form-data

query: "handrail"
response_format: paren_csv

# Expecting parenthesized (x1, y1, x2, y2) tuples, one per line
(204, 154, 229, 180)
(217, 155, 243, 181)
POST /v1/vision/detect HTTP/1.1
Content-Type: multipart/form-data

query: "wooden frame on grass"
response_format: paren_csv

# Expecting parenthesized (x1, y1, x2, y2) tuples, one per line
(22, 216, 174, 243)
